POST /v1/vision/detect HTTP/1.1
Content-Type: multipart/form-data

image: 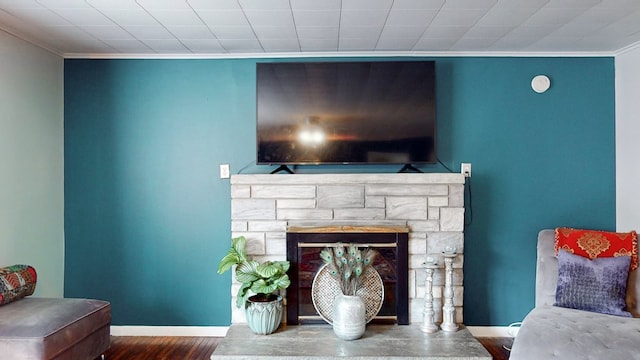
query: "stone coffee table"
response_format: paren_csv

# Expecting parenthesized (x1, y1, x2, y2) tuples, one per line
(211, 324, 492, 360)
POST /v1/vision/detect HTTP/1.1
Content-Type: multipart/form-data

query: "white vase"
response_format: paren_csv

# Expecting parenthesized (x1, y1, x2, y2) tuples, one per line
(332, 293, 366, 340)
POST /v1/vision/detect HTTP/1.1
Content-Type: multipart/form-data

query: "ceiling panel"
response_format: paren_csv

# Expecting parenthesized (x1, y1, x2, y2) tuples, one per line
(87, 0, 142, 11)
(143, 38, 189, 53)
(165, 25, 215, 40)
(218, 38, 262, 52)
(442, 0, 497, 9)
(101, 38, 150, 52)
(430, 9, 489, 27)
(290, 0, 341, 11)
(0, 0, 41, 8)
(197, 10, 249, 27)
(524, 7, 588, 26)
(124, 25, 175, 40)
(342, 0, 393, 10)
(41, 25, 95, 41)
(253, 26, 297, 39)
(50, 8, 114, 26)
(243, 10, 295, 27)
(96, 9, 158, 27)
(340, 10, 389, 28)
(186, 0, 241, 11)
(297, 26, 339, 40)
(463, 26, 514, 39)
(392, 0, 445, 10)
(476, 8, 539, 27)
(339, 37, 378, 51)
(239, 0, 290, 11)
(4, 7, 70, 26)
(79, 25, 134, 40)
(146, 10, 203, 27)
(380, 26, 426, 39)
(376, 37, 420, 50)
(413, 36, 458, 50)
(36, 0, 93, 9)
(422, 26, 469, 39)
(135, 0, 193, 11)
(210, 26, 255, 40)
(181, 38, 224, 52)
(340, 26, 383, 39)
(260, 38, 299, 52)
(292, 10, 340, 27)
(0, 0, 637, 56)
(451, 37, 499, 50)
(299, 38, 337, 50)
(385, 9, 438, 27)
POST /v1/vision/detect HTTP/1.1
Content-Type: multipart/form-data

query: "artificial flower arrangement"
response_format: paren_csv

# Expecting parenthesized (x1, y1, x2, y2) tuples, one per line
(319, 243, 378, 295)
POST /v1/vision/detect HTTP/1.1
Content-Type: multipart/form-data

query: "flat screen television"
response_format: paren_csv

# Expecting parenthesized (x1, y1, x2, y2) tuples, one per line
(256, 60, 436, 166)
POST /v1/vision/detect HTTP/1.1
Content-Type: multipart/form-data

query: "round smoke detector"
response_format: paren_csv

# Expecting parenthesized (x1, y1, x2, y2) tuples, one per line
(531, 75, 551, 93)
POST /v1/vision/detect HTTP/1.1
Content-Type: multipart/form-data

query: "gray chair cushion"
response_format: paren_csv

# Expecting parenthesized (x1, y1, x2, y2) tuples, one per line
(0, 298, 110, 360)
(510, 305, 640, 360)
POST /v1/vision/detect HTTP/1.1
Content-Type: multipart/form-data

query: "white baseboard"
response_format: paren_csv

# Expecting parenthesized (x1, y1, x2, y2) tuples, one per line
(467, 325, 520, 337)
(110, 326, 229, 337)
(110, 325, 518, 338)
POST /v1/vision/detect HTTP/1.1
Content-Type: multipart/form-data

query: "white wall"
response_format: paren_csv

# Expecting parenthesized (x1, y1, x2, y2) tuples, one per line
(615, 46, 640, 233)
(0, 30, 64, 297)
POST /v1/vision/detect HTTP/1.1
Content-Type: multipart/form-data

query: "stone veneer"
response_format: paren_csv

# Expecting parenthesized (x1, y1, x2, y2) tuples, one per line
(229, 173, 466, 325)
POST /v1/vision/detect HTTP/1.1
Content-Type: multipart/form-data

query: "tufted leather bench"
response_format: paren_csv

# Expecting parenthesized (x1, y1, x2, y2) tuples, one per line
(510, 229, 640, 360)
(0, 298, 110, 360)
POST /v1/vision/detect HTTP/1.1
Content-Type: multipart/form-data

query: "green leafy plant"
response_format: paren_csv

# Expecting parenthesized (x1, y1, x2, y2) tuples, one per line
(320, 243, 378, 296)
(217, 236, 291, 308)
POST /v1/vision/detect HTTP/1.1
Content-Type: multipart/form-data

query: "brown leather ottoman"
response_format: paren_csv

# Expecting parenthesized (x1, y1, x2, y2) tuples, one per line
(0, 298, 110, 360)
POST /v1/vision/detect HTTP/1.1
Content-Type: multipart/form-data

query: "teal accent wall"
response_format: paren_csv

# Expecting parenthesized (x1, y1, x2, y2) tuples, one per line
(64, 56, 615, 326)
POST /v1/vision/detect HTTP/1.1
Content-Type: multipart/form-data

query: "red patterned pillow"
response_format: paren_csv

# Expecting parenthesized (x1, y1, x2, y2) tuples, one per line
(554, 228, 638, 271)
(0, 265, 37, 305)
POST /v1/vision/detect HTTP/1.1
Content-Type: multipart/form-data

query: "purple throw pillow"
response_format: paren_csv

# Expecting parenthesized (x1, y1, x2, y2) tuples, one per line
(555, 250, 631, 317)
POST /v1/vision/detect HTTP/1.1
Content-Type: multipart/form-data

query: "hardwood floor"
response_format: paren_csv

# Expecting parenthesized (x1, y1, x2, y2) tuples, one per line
(105, 336, 222, 360)
(477, 337, 514, 360)
(104, 336, 512, 360)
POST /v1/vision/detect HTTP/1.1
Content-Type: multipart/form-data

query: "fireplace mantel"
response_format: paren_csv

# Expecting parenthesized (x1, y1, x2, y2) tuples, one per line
(287, 225, 409, 233)
(230, 173, 466, 325)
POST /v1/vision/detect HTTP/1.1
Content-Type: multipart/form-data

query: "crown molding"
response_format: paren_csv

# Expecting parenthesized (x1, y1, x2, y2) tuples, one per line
(0, 26, 63, 58)
(614, 41, 640, 56)
(63, 49, 618, 60)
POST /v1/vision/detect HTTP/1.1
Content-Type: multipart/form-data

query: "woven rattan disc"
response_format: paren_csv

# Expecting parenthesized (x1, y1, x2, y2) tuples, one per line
(311, 264, 384, 324)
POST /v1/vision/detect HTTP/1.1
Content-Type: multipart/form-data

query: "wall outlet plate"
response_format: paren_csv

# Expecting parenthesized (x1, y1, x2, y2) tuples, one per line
(461, 163, 471, 177)
(220, 164, 230, 179)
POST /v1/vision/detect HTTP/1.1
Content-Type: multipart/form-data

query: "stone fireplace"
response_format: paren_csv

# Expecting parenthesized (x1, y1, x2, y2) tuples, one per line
(230, 173, 465, 325)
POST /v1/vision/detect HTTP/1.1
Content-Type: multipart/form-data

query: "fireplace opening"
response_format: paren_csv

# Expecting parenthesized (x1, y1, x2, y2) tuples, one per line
(286, 226, 409, 325)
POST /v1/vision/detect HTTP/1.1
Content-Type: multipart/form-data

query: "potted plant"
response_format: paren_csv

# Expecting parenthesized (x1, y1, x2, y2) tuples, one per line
(217, 236, 290, 335)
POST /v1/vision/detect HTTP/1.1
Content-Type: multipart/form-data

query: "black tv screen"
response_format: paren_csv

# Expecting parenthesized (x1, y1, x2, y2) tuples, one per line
(256, 61, 436, 165)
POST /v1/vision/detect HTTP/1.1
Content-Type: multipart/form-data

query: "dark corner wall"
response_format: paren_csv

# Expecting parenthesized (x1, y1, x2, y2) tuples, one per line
(64, 56, 615, 326)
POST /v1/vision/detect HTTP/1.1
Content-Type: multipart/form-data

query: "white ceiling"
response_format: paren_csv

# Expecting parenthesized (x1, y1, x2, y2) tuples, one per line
(0, 0, 639, 58)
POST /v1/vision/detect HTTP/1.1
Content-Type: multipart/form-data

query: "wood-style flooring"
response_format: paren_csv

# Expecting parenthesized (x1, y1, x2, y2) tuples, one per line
(104, 336, 512, 360)
(104, 337, 222, 360)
